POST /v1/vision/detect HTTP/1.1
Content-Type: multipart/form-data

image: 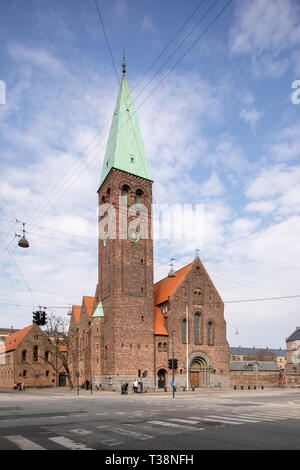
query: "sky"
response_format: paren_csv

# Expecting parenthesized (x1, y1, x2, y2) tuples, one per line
(0, 0, 300, 348)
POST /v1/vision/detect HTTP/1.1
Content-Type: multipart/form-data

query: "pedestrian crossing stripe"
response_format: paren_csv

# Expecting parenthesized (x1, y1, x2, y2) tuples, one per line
(5, 435, 46, 450)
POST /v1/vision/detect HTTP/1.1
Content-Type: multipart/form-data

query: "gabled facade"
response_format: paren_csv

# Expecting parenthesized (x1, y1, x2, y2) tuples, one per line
(0, 323, 65, 388)
(153, 257, 230, 389)
(285, 327, 300, 387)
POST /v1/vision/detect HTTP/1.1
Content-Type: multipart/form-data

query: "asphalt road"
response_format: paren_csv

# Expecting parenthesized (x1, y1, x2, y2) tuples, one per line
(0, 388, 300, 451)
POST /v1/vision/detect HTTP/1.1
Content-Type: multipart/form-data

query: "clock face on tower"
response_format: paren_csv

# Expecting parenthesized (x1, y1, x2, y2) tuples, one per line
(128, 228, 140, 243)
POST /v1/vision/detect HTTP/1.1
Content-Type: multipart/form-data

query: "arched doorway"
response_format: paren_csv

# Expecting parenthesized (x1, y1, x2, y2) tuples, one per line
(59, 373, 66, 387)
(189, 356, 210, 388)
(157, 369, 167, 389)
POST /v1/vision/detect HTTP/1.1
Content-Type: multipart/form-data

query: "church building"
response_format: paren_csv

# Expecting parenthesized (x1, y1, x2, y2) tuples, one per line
(69, 60, 230, 391)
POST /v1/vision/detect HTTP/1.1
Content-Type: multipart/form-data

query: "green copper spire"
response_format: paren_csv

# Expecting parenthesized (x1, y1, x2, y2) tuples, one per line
(92, 300, 104, 318)
(99, 71, 152, 187)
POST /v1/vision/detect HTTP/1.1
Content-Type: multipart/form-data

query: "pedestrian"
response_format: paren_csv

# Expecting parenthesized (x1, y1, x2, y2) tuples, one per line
(133, 379, 138, 393)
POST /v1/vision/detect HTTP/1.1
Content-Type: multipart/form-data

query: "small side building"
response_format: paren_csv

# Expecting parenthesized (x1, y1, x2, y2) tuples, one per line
(0, 323, 66, 389)
(230, 361, 284, 389)
(285, 327, 300, 387)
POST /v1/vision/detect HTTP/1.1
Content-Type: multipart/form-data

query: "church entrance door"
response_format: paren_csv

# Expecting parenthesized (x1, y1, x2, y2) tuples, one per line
(190, 371, 199, 388)
(189, 356, 210, 388)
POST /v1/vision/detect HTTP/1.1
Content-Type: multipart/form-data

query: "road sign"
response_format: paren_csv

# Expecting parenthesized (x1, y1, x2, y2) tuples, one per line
(171, 380, 175, 387)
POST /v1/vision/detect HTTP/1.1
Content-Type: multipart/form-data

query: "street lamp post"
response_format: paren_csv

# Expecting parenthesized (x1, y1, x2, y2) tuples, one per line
(172, 330, 175, 399)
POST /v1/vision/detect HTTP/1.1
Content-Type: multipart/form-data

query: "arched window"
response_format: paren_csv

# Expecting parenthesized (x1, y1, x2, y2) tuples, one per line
(33, 346, 38, 362)
(163, 343, 167, 352)
(194, 289, 203, 304)
(194, 313, 200, 344)
(45, 351, 49, 362)
(136, 189, 143, 204)
(22, 350, 27, 362)
(121, 185, 129, 204)
(182, 318, 186, 343)
(207, 321, 214, 345)
(158, 342, 162, 352)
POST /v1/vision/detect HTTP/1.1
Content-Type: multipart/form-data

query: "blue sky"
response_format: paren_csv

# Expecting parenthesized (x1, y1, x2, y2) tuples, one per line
(0, 0, 300, 348)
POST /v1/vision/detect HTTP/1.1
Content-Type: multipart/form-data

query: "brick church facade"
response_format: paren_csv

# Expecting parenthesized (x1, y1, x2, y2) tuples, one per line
(68, 62, 230, 391)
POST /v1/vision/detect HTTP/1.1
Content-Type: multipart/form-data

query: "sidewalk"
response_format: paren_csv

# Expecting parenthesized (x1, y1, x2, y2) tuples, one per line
(1, 386, 297, 398)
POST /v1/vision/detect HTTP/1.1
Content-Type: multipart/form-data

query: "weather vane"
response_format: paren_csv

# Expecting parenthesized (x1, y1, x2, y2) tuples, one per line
(122, 51, 126, 77)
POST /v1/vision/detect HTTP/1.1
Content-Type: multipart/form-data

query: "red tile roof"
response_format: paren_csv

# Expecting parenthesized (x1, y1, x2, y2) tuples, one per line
(154, 307, 168, 336)
(154, 263, 192, 305)
(5, 325, 33, 352)
(83, 296, 95, 317)
(153, 263, 193, 337)
(72, 305, 81, 324)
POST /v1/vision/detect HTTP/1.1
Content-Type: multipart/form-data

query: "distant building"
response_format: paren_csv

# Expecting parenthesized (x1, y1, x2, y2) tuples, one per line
(230, 346, 286, 369)
(0, 323, 66, 389)
(285, 327, 300, 387)
(230, 360, 285, 389)
(0, 327, 20, 343)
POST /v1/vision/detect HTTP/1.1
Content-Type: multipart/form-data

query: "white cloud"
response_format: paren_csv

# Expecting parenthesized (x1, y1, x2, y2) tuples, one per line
(141, 14, 154, 33)
(245, 200, 277, 215)
(229, 0, 300, 76)
(240, 107, 262, 128)
(8, 43, 66, 75)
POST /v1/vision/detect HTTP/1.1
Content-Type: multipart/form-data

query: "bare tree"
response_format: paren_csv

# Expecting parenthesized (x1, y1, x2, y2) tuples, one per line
(42, 313, 74, 390)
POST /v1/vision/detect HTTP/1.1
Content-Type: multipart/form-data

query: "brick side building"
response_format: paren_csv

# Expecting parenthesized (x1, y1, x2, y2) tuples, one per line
(285, 327, 300, 387)
(0, 323, 66, 388)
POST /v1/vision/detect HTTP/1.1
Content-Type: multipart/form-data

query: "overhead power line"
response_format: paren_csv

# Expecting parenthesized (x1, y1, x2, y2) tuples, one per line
(30, 0, 233, 225)
(1, 293, 300, 310)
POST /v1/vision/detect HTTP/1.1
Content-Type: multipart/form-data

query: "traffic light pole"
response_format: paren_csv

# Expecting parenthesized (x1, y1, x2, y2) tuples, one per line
(172, 330, 175, 399)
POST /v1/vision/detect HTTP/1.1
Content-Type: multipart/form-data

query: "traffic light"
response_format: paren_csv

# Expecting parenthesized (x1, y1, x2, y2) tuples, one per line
(168, 359, 173, 369)
(173, 359, 178, 369)
(40, 311, 47, 326)
(33, 311, 40, 325)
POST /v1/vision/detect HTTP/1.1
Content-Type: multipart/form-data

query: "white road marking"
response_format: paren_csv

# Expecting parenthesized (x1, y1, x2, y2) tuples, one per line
(49, 436, 94, 450)
(51, 415, 66, 419)
(202, 418, 242, 425)
(5, 435, 46, 450)
(147, 420, 203, 431)
(97, 425, 152, 440)
(206, 415, 260, 423)
(70, 429, 91, 435)
(235, 414, 275, 421)
(102, 438, 124, 447)
(169, 418, 200, 425)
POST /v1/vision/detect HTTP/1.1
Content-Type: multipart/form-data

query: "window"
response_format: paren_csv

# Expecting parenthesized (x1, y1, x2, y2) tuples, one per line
(121, 185, 129, 204)
(182, 319, 187, 343)
(23, 370, 27, 377)
(207, 321, 213, 345)
(22, 350, 27, 362)
(163, 343, 167, 352)
(46, 370, 49, 377)
(45, 351, 49, 362)
(33, 346, 38, 362)
(158, 342, 162, 352)
(136, 189, 143, 203)
(194, 313, 200, 344)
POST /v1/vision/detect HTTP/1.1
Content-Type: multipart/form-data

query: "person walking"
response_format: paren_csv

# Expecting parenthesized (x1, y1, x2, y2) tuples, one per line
(133, 379, 138, 393)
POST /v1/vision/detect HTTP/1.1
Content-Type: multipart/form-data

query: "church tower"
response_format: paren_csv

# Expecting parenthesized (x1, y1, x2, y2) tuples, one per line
(91, 59, 155, 390)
